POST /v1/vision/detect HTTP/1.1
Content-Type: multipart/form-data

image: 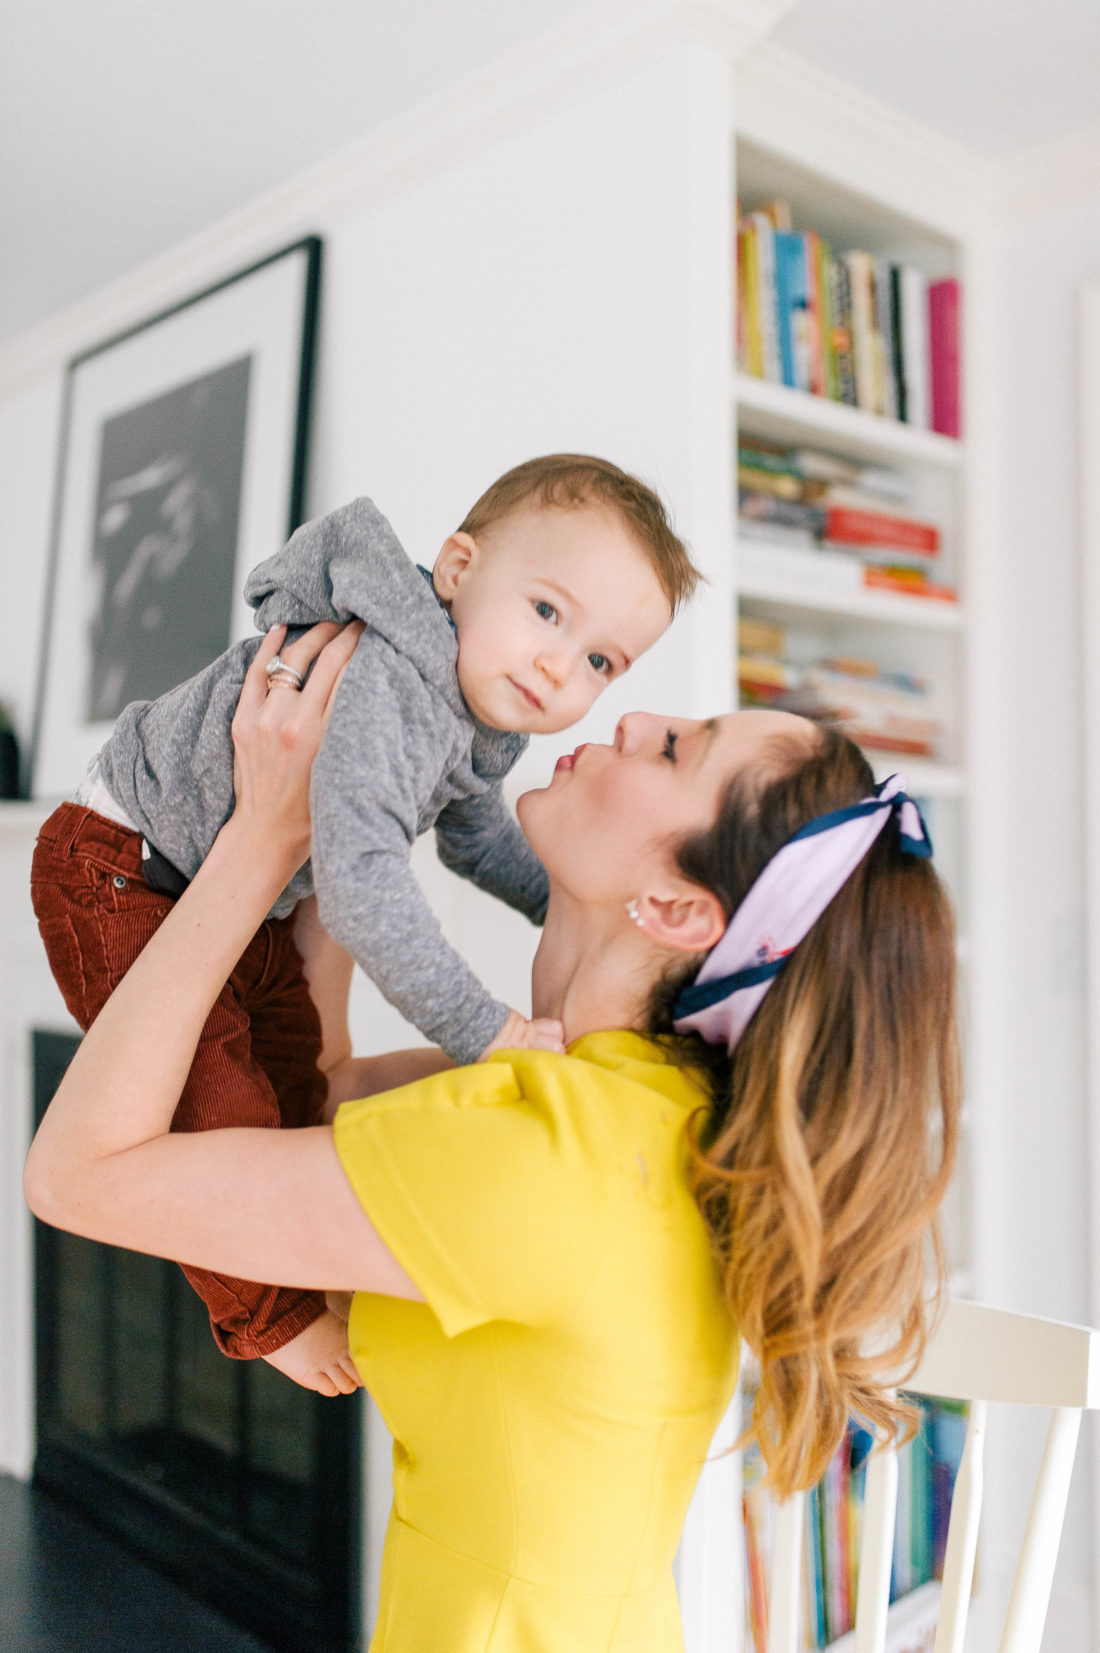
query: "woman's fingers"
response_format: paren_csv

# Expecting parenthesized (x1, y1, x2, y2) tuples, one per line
(274, 619, 346, 681)
(239, 624, 287, 713)
(307, 621, 363, 726)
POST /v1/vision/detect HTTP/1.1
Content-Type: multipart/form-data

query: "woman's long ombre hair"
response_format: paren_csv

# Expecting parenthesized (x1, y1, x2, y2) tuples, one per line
(651, 723, 960, 1499)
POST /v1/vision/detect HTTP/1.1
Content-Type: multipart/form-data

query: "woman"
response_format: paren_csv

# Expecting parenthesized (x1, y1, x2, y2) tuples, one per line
(25, 622, 959, 1651)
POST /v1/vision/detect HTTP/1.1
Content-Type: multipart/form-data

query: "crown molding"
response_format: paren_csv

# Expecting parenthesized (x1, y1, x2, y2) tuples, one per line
(0, 0, 788, 400)
(993, 117, 1100, 224)
(735, 41, 995, 241)
(680, 0, 800, 54)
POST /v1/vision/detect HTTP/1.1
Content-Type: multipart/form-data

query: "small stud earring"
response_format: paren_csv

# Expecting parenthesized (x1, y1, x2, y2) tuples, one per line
(625, 899, 645, 928)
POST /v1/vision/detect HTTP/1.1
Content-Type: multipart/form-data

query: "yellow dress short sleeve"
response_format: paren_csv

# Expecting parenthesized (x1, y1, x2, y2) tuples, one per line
(332, 1048, 616, 1337)
(332, 1032, 739, 1653)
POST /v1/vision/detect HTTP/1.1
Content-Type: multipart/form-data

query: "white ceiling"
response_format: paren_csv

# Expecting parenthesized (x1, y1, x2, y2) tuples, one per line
(4, 0, 1100, 352)
(771, 0, 1100, 159)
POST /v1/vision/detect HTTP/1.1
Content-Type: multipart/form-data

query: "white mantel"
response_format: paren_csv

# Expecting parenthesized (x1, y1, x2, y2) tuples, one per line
(0, 800, 77, 1478)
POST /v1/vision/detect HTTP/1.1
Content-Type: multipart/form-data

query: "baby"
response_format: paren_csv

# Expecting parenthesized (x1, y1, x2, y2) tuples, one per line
(31, 452, 700, 1391)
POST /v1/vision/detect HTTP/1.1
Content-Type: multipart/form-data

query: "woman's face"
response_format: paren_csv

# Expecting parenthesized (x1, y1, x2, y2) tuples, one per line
(517, 707, 815, 905)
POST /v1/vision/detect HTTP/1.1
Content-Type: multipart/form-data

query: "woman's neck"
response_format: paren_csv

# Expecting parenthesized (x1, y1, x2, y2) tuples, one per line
(530, 894, 660, 1046)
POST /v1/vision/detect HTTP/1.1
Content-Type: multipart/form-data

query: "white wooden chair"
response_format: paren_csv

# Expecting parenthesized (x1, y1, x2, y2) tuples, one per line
(765, 1300, 1100, 1653)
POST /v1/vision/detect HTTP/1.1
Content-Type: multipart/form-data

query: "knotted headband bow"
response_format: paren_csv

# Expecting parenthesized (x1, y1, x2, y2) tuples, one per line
(672, 774, 932, 1054)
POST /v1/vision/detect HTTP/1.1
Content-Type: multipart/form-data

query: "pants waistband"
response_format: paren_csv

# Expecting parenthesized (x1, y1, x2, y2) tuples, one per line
(37, 800, 146, 876)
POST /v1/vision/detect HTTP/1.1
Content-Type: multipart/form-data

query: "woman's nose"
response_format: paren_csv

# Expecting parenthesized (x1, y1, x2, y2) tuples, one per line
(614, 712, 648, 754)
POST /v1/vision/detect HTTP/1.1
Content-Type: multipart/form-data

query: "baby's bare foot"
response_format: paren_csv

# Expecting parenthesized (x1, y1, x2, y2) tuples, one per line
(262, 1308, 361, 1396)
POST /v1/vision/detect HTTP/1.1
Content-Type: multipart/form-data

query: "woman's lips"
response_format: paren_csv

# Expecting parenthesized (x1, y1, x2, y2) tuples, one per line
(554, 743, 588, 774)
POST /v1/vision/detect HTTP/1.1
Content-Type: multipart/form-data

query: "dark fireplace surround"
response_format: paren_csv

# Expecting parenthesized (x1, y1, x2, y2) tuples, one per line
(31, 1029, 362, 1653)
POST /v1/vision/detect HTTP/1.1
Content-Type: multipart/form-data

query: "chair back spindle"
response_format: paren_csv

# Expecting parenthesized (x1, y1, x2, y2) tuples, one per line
(932, 1397, 986, 1653)
(852, 1440, 899, 1653)
(999, 1405, 1082, 1653)
(767, 1492, 805, 1653)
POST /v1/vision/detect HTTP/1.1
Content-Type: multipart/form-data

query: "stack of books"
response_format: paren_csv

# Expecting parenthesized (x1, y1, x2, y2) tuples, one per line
(738, 439, 956, 604)
(742, 1389, 968, 1652)
(739, 617, 942, 760)
(736, 198, 961, 439)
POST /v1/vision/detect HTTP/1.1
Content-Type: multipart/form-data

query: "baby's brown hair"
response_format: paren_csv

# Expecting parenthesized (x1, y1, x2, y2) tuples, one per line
(459, 453, 701, 616)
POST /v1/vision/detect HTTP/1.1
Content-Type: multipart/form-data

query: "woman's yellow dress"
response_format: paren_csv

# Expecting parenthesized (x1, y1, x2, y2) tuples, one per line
(333, 1031, 739, 1652)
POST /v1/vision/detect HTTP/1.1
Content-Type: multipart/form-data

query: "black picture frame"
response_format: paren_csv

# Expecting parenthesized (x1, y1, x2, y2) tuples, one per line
(31, 236, 322, 797)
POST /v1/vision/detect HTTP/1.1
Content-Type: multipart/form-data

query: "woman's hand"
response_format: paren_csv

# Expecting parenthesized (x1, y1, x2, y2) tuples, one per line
(229, 621, 363, 873)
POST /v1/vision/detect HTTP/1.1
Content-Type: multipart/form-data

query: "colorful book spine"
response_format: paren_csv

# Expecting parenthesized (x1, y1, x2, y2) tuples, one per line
(928, 278, 961, 438)
(738, 225, 761, 378)
(804, 231, 826, 396)
(734, 198, 961, 441)
(818, 240, 838, 402)
(844, 250, 878, 414)
(875, 257, 898, 421)
(774, 231, 805, 389)
(750, 212, 781, 383)
(897, 266, 931, 430)
(828, 255, 858, 407)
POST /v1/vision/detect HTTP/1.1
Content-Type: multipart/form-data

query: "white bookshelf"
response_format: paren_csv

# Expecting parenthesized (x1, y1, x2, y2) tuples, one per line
(729, 121, 972, 1653)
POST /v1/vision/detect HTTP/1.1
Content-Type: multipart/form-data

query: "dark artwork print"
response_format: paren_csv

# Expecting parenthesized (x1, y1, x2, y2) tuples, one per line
(85, 355, 252, 720)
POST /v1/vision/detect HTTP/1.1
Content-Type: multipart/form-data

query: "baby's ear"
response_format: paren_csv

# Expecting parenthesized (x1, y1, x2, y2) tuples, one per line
(432, 532, 478, 600)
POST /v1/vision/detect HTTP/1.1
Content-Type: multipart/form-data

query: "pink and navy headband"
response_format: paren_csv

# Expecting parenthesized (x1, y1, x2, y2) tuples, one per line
(672, 773, 932, 1054)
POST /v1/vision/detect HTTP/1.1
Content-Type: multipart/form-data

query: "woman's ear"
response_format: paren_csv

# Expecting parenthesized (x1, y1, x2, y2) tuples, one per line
(432, 532, 479, 601)
(635, 886, 726, 954)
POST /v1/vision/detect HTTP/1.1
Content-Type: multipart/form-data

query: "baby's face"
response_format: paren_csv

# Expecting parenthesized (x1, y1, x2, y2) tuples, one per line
(436, 503, 672, 734)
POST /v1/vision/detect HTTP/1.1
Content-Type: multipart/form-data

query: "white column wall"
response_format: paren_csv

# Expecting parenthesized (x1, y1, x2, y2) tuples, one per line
(0, 33, 736, 1641)
(966, 186, 1100, 1653)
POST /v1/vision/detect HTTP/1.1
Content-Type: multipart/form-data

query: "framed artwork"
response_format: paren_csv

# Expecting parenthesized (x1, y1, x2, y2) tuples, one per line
(31, 236, 321, 797)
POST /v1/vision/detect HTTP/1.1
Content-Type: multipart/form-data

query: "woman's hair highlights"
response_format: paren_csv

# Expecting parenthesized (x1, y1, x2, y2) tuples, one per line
(650, 723, 961, 1500)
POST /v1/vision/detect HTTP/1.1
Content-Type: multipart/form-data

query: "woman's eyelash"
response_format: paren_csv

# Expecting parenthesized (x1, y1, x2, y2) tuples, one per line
(661, 729, 678, 762)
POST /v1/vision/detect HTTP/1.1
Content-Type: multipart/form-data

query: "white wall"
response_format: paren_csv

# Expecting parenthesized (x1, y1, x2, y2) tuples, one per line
(0, 27, 738, 1635)
(964, 178, 1100, 1651)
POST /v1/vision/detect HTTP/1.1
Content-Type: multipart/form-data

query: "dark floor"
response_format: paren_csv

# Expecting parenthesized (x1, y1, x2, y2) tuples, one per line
(0, 1473, 269, 1652)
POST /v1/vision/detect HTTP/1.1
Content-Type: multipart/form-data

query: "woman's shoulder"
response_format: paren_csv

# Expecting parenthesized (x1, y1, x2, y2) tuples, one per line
(332, 1030, 710, 1177)
(330, 1033, 722, 1340)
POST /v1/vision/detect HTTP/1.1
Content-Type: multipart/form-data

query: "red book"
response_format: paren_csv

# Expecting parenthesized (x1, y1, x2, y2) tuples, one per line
(825, 505, 939, 554)
(929, 277, 961, 438)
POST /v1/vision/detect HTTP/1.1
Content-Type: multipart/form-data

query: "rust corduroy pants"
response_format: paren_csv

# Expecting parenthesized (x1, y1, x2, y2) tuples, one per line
(30, 801, 328, 1358)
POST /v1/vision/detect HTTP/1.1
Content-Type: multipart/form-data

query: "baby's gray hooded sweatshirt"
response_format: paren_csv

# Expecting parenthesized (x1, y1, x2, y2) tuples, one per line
(96, 497, 549, 1062)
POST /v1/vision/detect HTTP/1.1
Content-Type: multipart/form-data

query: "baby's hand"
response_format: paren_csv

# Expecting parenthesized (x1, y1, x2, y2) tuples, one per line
(261, 1308, 362, 1396)
(478, 1009, 566, 1060)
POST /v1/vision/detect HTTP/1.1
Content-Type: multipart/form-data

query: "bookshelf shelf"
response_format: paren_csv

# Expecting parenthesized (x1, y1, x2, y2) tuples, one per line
(734, 373, 964, 471)
(737, 559, 965, 632)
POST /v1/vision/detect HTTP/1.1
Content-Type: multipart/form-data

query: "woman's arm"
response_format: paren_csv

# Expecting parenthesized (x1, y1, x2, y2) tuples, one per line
(24, 624, 423, 1303)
